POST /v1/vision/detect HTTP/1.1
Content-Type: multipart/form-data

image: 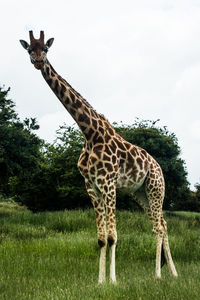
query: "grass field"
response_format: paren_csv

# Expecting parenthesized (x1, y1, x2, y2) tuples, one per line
(0, 201, 199, 300)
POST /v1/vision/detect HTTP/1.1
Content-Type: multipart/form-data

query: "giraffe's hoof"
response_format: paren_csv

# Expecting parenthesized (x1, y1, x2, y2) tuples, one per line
(98, 279, 106, 284)
(110, 278, 117, 284)
(98, 239, 106, 248)
(107, 236, 115, 247)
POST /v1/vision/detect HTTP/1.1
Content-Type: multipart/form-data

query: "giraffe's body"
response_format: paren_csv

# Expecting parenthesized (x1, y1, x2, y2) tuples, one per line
(20, 31, 178, 283)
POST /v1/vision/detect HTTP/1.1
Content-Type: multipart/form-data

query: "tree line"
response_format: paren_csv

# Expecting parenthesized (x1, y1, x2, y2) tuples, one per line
(0, 86, 200, 212)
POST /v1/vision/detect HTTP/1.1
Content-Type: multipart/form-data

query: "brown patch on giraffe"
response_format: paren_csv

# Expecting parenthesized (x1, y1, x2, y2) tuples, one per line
(93, 200, 98, 208)
(99, 126, 104, 135)
(140, 153, 145, 160)
(91, 156, 97, 164)
(130, 147, 136, 157)
(105, 134, 111, 143)
(54, 79, 59, 94)
(127, 152, 134, 162)
(125, 153, 135, 171)
(119, 159, 125, 167)
(92, 119, 98, 129)
(113, 138, 126, 151)
(46, 66, 50, 76)
(86, 128, 94, 140)
(103, 154, 111, 161)
(136, 157, 143, 169)
(108, 127, 115, 135)
(104, 185, 108, 193)
(91, 110, 97, 118)
(84, 106, 90, 115)
(50, 70, 56, 77)
(90, 166, 95, 174)
(65, 96, 70, 105)
(112, 155, 117, 164)
(80, 125, 86, 132)
(98, 168, 106, 176)
(124, 142, 131, 150)
(106, 173, 111, 180)
(97, 178, 105, 185)
(74, 99, 82, 109)
(78, 113, 89, 124)
(114, 165, 118, 172)
(117, 150, 126, 159)
(109, 140, 117, 153)
(141, 149, 147, 157)
(80, 152, 89, 167)
(107, 207, 111, 214)
(47, 78, 53, 86)
(105, 145, 112, 156)
(144, 160, 148, 172)
(98, 120, 103, 127)
(105, 163, 113, 172)
(93, 133, 104, 144)
(69, 90, 75, 102)
(60, 84, 66, 98)
(97, 161, 103, 169)
(138, 171, 145, 182)
(70, 108, 76, 116)
(94, 145, 103, 158)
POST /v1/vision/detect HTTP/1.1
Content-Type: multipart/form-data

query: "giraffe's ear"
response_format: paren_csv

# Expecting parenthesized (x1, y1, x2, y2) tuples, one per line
(46, 38, 54, 48)
(20, 40, 29, 50)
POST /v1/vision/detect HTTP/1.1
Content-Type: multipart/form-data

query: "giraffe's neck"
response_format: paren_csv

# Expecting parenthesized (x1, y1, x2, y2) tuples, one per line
(41, 60, 111, 142)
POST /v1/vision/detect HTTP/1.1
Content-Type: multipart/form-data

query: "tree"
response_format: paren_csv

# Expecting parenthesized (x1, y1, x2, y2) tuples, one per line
(185, 183, 200, 212)
(18, 125, 90, 211)
(0, 86, 42, 197)
(114, 119, 191, 210)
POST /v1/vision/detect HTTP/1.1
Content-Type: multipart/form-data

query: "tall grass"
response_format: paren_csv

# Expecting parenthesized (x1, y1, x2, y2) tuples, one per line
(0, 202, 199, 299)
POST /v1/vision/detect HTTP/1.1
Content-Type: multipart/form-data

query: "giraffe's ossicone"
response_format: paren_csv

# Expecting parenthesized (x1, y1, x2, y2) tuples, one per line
(20, 31, 178, 283)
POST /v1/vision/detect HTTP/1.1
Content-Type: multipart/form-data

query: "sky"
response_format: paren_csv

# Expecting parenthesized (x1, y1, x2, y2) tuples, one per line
(1, 0, 200, 189)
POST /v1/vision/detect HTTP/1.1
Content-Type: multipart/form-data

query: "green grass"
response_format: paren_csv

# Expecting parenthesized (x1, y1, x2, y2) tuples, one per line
(0, 202, 199, 299)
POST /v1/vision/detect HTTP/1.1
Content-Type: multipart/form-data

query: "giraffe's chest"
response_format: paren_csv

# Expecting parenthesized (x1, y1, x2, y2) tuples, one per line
(116, 170, 146, 193)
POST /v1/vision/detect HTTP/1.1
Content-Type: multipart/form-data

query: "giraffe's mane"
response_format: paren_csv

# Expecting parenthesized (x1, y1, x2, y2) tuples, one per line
(46, 61, 114, 130)
(57, 71, 112, 126)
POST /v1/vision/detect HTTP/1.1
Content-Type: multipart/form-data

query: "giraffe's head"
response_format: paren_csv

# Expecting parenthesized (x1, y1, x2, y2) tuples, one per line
(20, 31, 54, 70)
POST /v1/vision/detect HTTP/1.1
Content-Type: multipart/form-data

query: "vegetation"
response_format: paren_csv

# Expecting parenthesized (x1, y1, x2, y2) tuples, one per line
(0, 86, 42, 198)
(0, 85, 200, 212)
(114, 119, 191, 210)
(0, 202, 199, 300)
(0, 85, 200, 299)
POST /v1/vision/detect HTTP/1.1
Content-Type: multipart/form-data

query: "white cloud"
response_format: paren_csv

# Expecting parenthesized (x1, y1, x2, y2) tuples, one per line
(190, 120, 200, 140)
(38, 111, 74, 143)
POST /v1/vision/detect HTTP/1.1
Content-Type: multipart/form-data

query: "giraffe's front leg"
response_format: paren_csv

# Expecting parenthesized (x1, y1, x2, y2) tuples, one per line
(109, 238, 117, 283)
(96, 210, 107, 284)
(105, 187, 117, 283)
(85, 179, 107, 284)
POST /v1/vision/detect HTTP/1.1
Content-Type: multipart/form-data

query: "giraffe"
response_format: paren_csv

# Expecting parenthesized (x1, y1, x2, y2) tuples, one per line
(20, 31, 178, 283)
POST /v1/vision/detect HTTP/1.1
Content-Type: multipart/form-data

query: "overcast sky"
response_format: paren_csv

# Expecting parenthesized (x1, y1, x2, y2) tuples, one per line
(1, 0, 200, 189)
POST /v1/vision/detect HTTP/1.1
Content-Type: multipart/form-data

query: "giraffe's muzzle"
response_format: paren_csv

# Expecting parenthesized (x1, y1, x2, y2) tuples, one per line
(33, 60, 44, 70)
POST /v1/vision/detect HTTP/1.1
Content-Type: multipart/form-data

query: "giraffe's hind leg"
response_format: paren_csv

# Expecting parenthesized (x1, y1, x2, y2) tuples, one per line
(162, 219, 178, 277)
(135, 184, 178, 278)
(135, 187, 163, 278)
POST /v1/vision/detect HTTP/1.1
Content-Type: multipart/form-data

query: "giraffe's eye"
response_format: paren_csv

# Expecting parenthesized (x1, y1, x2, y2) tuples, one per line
(44, 48, 48, 53)
(28, 49, 32, 54)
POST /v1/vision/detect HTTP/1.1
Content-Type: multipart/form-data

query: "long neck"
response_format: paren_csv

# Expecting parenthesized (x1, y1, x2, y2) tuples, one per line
(41, 60, 111, 142)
